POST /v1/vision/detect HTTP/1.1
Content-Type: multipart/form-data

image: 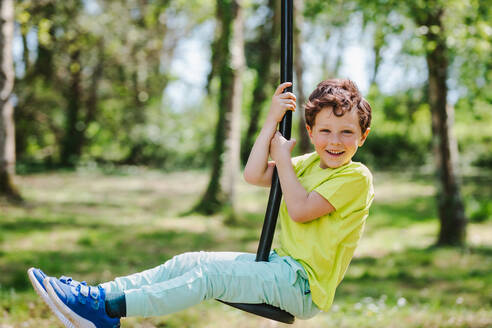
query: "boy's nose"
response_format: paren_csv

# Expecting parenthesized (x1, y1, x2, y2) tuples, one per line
(328, 135, 341, 145)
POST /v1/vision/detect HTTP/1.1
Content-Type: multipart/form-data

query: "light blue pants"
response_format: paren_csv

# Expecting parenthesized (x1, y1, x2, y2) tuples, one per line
(100, 251, 320, 319)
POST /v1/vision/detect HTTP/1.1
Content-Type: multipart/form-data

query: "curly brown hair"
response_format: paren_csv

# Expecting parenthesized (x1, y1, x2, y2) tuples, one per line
(305, 79, 372, 133)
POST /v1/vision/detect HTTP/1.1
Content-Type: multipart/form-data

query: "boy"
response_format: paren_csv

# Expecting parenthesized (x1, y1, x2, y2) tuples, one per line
(28, 78, 374, 327)
(246, 79, 373, 312)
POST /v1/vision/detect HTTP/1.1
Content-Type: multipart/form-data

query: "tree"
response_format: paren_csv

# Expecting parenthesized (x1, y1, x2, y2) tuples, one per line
(222, 0, 245, 222)
(60, 45, 83, 167)
(0, 0, 21, 200)
(410, 2, 467, 245)
(193, 0, 244, 218)
(362, 0, 469, 245)
(293, 0, 310, 153)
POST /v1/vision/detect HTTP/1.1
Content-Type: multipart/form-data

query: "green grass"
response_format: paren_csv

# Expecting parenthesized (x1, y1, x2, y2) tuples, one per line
(0, 168, 491, 327)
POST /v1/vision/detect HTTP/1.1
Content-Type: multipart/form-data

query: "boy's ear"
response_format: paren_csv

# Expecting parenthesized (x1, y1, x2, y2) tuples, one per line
(305, 124, 313, 139)
(359, 128, 371, 147)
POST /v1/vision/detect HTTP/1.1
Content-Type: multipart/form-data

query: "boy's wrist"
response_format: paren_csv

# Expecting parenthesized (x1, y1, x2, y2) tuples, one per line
(262, 118, 278, 131)
(260, 120, 278, 137)
(274, 153, 293, 168)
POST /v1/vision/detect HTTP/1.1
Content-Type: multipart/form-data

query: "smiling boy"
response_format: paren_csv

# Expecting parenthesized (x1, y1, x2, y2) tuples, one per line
(30, 79, 374, 327)
(244, 78, 374, 311)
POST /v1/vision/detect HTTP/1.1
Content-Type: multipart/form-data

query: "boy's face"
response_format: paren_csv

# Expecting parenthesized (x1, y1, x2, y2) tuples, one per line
(306, 106, 370, 169)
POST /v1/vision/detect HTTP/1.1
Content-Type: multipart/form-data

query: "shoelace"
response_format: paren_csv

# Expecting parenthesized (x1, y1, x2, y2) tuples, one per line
(78, 284, 100, 309)
(60, 276, 87, 287)
(60, 277, 101, 310)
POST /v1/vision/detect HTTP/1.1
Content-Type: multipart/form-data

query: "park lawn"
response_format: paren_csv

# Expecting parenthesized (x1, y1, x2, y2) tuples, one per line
(0, 168, 491, 328)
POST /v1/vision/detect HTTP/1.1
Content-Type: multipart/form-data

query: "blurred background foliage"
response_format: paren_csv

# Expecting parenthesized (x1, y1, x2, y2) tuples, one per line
(6, 0, 490, 226)
(1, 1, 491, 326)
(12, 0, 491, 172)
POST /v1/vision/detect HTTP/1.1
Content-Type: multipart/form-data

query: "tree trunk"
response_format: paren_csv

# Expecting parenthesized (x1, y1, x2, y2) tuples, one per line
(425, 8, 467, 246)
(194, 0, 243, 216)
(60, 49, 83, 167)
(240, 0, 279, 165)
(222, 0, 245, 222)
(0, 0, 21, 200)
(294, 0, 311, 153)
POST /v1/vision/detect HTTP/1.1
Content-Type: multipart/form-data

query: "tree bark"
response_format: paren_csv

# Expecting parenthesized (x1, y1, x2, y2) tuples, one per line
(194, 0, 244, 216)
(294, 0, 311, 153)
(424, 8, 467, 246)
(0, 0, 21, 200)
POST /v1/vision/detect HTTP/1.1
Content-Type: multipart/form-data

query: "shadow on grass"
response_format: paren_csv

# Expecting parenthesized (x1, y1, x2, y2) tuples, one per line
(469, 245, 492, 256)
(135, 230, 216, 251)
(0, 216, 122, 232)
(49, 200, 126, 208)
(0, 216, 63, 231)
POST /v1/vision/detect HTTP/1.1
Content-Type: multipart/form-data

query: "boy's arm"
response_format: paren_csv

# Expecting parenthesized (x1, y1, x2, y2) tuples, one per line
(271, 131, 336, 223)
(243, 120, 277, 187)
(244, 82, 296, 187)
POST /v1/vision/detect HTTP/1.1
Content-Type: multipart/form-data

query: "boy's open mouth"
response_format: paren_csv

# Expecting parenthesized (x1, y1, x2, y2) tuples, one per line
(326, 150, 345, 156)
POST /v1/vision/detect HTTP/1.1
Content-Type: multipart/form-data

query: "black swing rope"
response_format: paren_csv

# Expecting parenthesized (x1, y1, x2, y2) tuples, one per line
(217, 0, 295, 324)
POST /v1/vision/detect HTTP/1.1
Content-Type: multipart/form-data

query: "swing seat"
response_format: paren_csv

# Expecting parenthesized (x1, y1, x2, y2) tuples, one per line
(218, 300, 295, 324)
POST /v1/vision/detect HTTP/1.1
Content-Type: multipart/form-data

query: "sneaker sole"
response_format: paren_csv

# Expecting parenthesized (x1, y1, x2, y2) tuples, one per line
(27, 268, 75, 328)
(44, 277, 97, 328)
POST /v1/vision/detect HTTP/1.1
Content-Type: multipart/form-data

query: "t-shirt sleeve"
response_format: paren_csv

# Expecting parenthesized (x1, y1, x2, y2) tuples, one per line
(314, 170, 371, 212)
(291, 153, 313, 173)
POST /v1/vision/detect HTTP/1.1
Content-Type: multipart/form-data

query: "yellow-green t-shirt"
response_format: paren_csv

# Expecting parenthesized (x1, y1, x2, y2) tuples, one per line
(275, 152, 374, 311)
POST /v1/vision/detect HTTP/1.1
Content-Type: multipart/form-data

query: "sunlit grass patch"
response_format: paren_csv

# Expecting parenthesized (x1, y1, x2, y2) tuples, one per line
(374, 172, 436, 203)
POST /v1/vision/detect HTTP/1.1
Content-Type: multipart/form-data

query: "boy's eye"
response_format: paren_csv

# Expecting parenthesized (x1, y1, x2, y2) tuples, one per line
(342, 130, 353, 134)
(321, 129, 330, 133)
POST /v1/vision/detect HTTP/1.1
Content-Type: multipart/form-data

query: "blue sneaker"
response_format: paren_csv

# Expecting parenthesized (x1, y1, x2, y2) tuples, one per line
(27, 268, 74, 328)
(45, 276, 120, 328)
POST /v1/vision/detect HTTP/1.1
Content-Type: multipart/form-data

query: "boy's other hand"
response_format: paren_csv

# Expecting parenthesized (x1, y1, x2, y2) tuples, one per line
(267, 82, 296, 124)
(270, 131, 296, 163)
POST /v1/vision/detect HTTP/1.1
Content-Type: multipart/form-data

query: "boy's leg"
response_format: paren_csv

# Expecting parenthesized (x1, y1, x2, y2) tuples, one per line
(123, 254, 314, 318)
(101, 251, 255, 294)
